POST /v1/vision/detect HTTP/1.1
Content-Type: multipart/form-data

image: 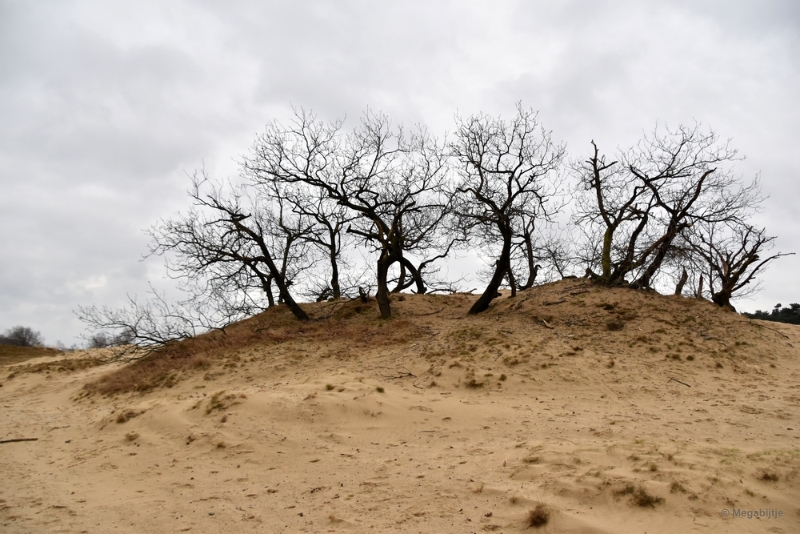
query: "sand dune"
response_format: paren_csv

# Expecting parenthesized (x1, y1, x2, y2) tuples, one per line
(1, 280, 798, 533)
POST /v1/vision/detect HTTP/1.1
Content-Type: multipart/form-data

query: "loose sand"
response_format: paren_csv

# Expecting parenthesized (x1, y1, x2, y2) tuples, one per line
(1, 279, 798, 533)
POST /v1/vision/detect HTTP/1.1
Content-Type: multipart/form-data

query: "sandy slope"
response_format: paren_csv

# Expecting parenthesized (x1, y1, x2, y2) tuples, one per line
(1, 280, 799, 533)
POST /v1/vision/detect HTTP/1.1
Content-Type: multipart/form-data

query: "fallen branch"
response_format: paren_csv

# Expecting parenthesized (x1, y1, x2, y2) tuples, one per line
(750, 321, 790, 339)
(0, 437, 39, 444)
(381, 367, 416, 380)
(543, 299, 566, 306)
(668, 378, 691, 388)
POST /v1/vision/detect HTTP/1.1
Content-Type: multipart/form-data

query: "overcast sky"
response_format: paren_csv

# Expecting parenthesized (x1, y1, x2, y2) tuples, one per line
(1, 0, 798, 346)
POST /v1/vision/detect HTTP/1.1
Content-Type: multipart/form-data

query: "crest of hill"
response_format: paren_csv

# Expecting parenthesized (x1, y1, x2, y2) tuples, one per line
(81, 279, 794, 396)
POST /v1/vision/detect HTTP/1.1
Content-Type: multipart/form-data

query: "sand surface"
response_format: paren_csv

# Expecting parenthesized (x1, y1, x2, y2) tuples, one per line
(1, 280, 799, 533)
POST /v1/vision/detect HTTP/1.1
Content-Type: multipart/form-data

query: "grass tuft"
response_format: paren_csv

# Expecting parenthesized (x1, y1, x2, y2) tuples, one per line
(526, 504, 550, 528)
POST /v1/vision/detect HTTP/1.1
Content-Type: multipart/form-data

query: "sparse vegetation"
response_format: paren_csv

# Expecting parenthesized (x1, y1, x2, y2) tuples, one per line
(632, 487, 664, 507)
(526, 504, 551, 528)
(116, 410, 142, 423)
(670, 481, 687, 493)
(758, 471, 779, 482)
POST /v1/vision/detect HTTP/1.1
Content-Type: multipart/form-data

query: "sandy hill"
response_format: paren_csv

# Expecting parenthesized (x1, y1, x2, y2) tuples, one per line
(1, 279, 798, 533)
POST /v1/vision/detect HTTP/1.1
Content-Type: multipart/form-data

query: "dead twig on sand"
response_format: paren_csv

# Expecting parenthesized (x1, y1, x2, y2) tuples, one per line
(668, 378, 691, 388)
(750, 321, 790, 340)
(380, 367, 416, 380)
(0, 437, 38, 444)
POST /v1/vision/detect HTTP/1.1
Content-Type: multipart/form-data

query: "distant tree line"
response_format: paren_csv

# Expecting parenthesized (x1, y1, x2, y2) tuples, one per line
(77, 104, 793, 349)
(744, 303, 800, 325)
(0, 326, 44, 347)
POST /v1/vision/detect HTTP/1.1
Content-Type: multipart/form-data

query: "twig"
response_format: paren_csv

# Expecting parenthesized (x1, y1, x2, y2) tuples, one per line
(668, 378, 691, 388)
(404, 306, 446, 317)
(0, 438, 38, 444)
(381, 367, 416, 380)
(750, 321, 790, 339)
(541, 319, 554, 329)
(543, 299, 566, 306)
(315, 300, 345, 320)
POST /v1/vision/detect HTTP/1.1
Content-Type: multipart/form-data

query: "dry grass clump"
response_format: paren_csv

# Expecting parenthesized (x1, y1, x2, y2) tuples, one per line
(8, 356, 103, 379)
(606, 319, 625, 331)
(83, 346, 211, 395)
(670, 481, 687, 493)
(758, 471, 779, 482)
(205, 390, 244, 414)
(615, 484, 664, 507)
(116, 409, 143, 423)
(465, 378, 485, 388)
(613, 483, 636, 496)
(526, 504, 551, 528)
(632, 487, 664, 507)
(0, 345, 62, 367)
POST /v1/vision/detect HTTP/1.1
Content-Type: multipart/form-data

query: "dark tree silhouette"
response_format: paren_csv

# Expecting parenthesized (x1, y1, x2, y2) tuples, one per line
(451, 105, 565, 314)
(685, 221, 792, 310)
(575, 124, 762, 290)
(243, 109, 454, 319)
(148, 174, 311, 321)
(745, 303, 800, 325)
(0, 326, 44, 347)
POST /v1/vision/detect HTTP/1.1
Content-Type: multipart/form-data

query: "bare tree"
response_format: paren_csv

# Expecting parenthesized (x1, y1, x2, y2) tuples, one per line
(148, 173, 312, 321)
(573, 140, 655, 285)
(451, 105, 565, 314)
(260, 179, 354, 301)
(685, 221, 792, 310)
(76, 285, 225, 353)
(243, 109, 454, 319)
(574, 124, 762, 291)
(0, 326, 44, 347)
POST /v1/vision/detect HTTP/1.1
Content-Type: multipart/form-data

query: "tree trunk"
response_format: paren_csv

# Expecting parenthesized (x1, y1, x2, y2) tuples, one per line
(520, 232, 536, 290)
(264, 276, 275, 308)
(712, 291, 736, 311)
(469, 227, 512, 314)
(398, 257, 427, 294)
(329, 247, 341, 299)
(674, 267, 688, 295)
(391, 263, 407, 293)
(507, 266, 517, 298)
(258, 247, 308, 321)
(601, 227, 613, 281)
(376, 255, 392, 319)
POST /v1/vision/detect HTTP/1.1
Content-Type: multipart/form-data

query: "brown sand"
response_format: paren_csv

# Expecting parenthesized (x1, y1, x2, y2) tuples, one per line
(1, 279, 798, 533)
